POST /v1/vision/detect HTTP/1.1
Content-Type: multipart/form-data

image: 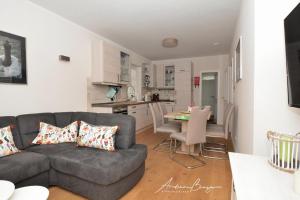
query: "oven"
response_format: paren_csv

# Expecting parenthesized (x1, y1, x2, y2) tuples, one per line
(112, 106, 128, 115)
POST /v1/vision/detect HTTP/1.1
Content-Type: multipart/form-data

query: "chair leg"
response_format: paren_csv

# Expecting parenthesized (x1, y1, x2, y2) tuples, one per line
(202, 141, 229, 160)
(169, 139, 206, 169)
(153, 138, 172, 152)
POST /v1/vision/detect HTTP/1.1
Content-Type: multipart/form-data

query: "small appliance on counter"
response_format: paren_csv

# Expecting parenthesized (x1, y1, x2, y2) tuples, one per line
(152, 93, 159, 101)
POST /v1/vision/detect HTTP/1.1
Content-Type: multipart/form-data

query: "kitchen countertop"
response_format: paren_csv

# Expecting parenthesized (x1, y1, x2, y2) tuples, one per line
(91, 100, 175, 108)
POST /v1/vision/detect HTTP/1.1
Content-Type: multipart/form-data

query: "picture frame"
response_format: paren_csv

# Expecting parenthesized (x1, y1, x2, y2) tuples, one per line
(0, 30, 27, 84)
(235, 37, 242, 82)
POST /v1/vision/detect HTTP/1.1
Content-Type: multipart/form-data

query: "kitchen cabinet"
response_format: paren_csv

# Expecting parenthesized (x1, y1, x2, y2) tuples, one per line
(128, 104, 152, 131)
(174, 64, 192, 111)
(164, 65, 175, 88)
(120, 52, 130, 83)
(156, 64, 165, 88)
(142, 64, 156, 88)
(91, 40, 121, 84)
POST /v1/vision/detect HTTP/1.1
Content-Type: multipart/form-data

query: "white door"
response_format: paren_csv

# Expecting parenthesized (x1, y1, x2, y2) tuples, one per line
(201, 72, 218, 123)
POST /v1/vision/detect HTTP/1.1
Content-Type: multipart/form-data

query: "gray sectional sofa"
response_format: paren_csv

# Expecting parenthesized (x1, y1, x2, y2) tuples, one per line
(0, 112, 147, 200)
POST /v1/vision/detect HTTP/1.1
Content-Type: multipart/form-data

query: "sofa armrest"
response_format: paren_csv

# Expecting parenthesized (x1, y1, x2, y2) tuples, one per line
(95, 113, 136, 149)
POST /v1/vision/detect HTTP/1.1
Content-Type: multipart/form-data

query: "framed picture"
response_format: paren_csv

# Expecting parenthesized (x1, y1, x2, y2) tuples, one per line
(0, 31, 27, 84)
(235, 37, 242, 82)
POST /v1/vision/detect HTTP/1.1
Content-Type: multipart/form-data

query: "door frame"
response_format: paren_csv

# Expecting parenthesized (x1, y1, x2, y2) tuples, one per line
(199, 70, 221, 124)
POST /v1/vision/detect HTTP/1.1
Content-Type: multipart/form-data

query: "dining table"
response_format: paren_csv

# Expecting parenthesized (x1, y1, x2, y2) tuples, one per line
(164, 110, 211, 156)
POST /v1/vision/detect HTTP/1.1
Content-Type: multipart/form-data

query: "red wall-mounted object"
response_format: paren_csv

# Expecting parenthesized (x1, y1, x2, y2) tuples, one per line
(194, 76, 200, 88)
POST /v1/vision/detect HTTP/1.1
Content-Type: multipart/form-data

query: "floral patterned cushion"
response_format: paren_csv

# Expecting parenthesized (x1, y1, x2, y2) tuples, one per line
(77, 121, 118, 151)
(0, 126, 20, 157)
(32, 121, 78, 144)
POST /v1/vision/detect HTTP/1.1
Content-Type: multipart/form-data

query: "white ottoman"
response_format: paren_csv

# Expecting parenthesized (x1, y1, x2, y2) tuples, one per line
(10, 186, 49, 200)
(0, 180, 15, 200)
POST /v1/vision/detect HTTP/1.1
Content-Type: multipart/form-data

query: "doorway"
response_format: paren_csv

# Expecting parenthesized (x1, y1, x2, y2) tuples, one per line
(201, 72, 218, 123)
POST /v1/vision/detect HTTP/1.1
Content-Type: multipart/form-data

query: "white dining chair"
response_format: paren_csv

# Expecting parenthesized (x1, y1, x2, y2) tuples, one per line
(203, 103, 234, 159)
(169, 108, 210, 169)
(157, 102, 181, 127)
(149, 103, 180, 151)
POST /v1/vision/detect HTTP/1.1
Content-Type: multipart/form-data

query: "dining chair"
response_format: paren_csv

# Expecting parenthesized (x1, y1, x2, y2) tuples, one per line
(203, 105, 212, 120)
(157, 102, 181, 127)
(149, 103, 180, 151)
(169, 108, 210, 169)
(203, 103, 234, 159)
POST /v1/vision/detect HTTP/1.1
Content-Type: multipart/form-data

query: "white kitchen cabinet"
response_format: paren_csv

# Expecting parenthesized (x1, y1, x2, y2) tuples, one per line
(128, 104, 152, 131)
(92, 40, 121, 84)
(142, 64, 156, 88)
(174, 64, 192, 111)
(156, 64, 165, 88)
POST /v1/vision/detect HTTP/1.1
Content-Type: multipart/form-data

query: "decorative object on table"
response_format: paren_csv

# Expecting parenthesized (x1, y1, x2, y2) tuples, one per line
(0, 180, 15, 200)
(0, 31, 26, 84)
(267, 131, 300, 172)
(295, 170, 300, 194)
(235, 36, 242, 82)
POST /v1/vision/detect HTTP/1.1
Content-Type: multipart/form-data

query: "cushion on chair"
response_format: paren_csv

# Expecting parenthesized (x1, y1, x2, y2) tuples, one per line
(170, 132, 186, 142)
(49, 144, 147, 185)
(0, 151, 50, 184)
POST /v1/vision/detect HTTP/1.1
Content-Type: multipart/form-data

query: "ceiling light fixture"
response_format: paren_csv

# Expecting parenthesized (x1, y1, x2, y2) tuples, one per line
(162, 38, 178, 48)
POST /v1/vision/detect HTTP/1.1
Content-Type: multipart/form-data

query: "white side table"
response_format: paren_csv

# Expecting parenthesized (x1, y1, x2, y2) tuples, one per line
(9, 186, 49, 200)
(0, 180, 15, 200)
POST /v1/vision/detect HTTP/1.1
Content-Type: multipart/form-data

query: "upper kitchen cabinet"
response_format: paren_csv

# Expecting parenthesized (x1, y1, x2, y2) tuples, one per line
(164, 65, 175, 88)
(91, 40, 121, 85)
(155, 64, 175, 88)
(142, 64, 156, 88)
(156, 64, 165, 88)
(120, 52, 130, 83)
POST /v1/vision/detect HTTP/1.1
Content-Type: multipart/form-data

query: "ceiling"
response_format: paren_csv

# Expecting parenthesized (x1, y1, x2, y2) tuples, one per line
(29, 0, 241, 60)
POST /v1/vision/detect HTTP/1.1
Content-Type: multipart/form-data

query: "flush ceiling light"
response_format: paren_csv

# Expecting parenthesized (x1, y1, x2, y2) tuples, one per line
(162, 38, 178, 48)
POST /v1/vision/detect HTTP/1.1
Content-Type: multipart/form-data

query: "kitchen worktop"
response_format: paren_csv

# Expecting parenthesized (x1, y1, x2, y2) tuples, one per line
(91, 100, 175, 107)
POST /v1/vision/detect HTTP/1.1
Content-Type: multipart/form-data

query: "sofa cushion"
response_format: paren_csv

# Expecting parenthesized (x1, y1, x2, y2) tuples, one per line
(49, 144, 147, 185)
(0, 151, 50, 184)
(17, 113, 56, 148)
(77, 121, 118, 151)
(54, 112, 74, 128)
(0, 126, 20, 157)
(26, 143, 77, 157)
(0, 116, 23, 149)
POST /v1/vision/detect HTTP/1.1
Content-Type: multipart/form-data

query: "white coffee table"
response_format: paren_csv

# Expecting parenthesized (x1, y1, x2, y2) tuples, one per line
(0, 180, 15, 200)
(9, 186, 49, 200)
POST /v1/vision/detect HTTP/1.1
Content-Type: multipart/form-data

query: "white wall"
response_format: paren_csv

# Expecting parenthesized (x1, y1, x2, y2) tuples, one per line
(253, 0, 300, 156)
(0, 0, 148, 116)
(153, 54, 229, 124)
(230, 0, 255, 154)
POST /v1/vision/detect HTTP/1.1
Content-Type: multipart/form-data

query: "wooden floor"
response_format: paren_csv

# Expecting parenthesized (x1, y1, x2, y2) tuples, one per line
(49, 128, 232, 200)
